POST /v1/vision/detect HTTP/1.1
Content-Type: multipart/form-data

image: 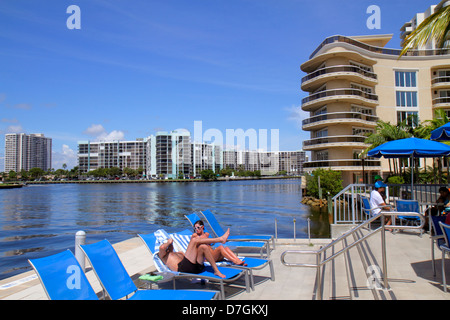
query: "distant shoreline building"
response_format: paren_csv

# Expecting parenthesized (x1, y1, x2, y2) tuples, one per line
(300, 0, 450, 186)
(4, 133, 52, 172)
(77, 130, 306, 178)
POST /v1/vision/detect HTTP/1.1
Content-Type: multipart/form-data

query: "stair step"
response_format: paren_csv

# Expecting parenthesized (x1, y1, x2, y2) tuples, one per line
(319, 228, 396, 300)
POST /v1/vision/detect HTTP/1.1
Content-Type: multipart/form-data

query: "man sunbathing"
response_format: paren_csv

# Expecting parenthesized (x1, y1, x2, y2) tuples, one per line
(193, 220, 247, 266)
(158, 228, 230, 278)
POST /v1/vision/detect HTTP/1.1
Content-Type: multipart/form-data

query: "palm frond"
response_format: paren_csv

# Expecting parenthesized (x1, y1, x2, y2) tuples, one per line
(400, 5, 450, 57)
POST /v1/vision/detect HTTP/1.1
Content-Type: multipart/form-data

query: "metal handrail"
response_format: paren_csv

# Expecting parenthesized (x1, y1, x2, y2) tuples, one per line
(281, 211, 425, 300)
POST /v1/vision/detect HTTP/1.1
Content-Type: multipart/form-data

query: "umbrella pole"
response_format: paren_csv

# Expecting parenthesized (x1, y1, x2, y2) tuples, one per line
(411, 155, 414, 200)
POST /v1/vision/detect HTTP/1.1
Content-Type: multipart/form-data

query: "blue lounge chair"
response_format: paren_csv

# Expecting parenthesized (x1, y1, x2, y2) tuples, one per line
(79, 239, 218, 300)
(395, 200, 424, 236)
(185, 212, 269, 258)
(171, 229, 275, 291)
(439, 222, 450, 292)
(28, 250, 99, 300)
(431, 215, 447, 277)
(138, 230, 249, 299)
(200, 210, 275, 251)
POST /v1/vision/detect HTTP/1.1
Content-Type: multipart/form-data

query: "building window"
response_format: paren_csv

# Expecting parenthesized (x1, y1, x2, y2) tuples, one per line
(395, 71, 417, 87)
(396, 91, 418, 107)
(351, 83, 373, 94)
(314, 106, 327, 116)
(352, 127, 374, 136)
(351, 105, 374, 115)
(438, 70, 450, 77)
(314, 129, 328, 138)
(316, 151, 328, 161)
(439, 90, 450, 98)
(397, 111, 418, 127)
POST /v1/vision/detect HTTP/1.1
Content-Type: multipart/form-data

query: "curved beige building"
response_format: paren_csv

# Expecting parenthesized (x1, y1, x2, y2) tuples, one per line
(301, 34, 450, 186)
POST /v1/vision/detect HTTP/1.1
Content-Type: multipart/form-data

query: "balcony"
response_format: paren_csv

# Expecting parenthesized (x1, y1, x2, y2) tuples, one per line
(431, 76, 450, 89)
(301, 88, 378, 111)
(302, 112, 378, 131)
(309, 35, 450, 60)
(432, 97, 450, 108)
(301, 65, 377, 91)
(303, 135, 369, 151)
(303, 159, 381, 170)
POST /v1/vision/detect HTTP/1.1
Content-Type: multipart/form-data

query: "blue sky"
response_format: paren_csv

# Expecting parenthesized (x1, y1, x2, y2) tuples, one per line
(0, 0, 438, 170)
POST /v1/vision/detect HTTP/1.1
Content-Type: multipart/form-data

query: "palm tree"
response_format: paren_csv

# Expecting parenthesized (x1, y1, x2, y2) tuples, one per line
(364, 119, 413, 175)
(400, 4, 450, 57)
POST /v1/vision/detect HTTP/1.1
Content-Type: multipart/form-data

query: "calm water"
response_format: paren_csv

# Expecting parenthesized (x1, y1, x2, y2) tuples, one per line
(0, 179, 330, 280)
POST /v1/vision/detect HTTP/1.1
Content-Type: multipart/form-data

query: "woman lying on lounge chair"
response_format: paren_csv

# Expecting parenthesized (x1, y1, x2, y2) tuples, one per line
(193, 220, 247, 266)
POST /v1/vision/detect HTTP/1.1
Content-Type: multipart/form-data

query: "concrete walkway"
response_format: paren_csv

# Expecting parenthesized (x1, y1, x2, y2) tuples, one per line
(0, 231, 449, 300)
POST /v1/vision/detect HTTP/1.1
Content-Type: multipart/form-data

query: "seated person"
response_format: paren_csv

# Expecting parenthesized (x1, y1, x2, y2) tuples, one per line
(374, 175, 386, 201)
(193, 220, 247, 266)
(426, 187, 450, 217)
(370, 181, 392, 227)
(158, 229, 230, 278)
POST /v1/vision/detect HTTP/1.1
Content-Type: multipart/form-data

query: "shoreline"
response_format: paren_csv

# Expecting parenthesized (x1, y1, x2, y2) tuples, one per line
(17, 175, 303, 185)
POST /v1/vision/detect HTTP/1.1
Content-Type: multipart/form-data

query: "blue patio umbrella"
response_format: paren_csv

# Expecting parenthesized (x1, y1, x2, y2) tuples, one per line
(368, 137, 450, 199)
(430, 122, 450, 141)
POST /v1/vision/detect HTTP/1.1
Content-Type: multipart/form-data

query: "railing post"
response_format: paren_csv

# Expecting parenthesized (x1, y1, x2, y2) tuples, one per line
(293, 218, 296, 241)
(75, 230, 86, 272)
(274, 218, 277, 240)
(316, 252, 322, 300)
(381, 215, 388, 289)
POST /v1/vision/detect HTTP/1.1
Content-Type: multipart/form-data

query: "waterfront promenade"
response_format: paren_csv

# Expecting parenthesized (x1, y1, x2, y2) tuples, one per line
(1, 229, 448, 300)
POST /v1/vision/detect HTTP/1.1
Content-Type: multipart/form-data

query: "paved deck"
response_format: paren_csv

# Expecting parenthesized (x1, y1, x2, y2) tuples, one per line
(0, 230, 449, 300)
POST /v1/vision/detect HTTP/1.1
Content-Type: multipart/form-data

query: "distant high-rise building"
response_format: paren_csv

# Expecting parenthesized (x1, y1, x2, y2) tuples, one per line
(77, 139, 146, 173)
(77, 131, 306, 178)
(4, 133, 52, 172)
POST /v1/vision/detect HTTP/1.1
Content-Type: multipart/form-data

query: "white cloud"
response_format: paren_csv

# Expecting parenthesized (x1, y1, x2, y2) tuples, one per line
(83, 124, 125, 141)
(83, 124, 106, 136)
(52, 144, 77, 170)
(286, 105, 309, 129)
(6, 125, 24, 133)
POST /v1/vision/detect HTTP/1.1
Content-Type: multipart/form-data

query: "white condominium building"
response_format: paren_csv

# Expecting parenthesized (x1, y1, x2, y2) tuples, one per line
(4, 133, 52, 172)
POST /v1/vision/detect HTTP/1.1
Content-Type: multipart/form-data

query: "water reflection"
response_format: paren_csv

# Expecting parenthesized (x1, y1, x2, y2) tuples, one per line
(0, 179, 329, 280)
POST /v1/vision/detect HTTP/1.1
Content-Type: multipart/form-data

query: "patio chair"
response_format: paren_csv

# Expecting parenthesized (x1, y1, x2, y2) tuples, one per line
(185, 212, 269, 258)
(170, 229, 275, 291)
(395, 199, 424, 236)
(439, 222, 450, 292)
(79, 239, 219, 300)
(138, 230, 250, 299)
(200, 210, 275, 251)
(430, 215, 447, 277)
(360, 196, 380, 219)
(28, 250, 99, 300)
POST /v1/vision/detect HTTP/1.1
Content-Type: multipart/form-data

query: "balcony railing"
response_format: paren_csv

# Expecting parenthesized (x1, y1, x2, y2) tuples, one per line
(302, 112, 378, 126)
(303, 159, 381, 168)
(301, 65, 377, 84)
(303, 135, 368, 147)
(433, 97, 450, 105)
(432, 76, 450, 85)
(309, 35, 450, 59)
(301, 89, 378, 105)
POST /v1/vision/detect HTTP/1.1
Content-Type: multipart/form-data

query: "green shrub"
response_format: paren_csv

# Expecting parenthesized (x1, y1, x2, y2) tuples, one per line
(305, 169, 343, 199)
